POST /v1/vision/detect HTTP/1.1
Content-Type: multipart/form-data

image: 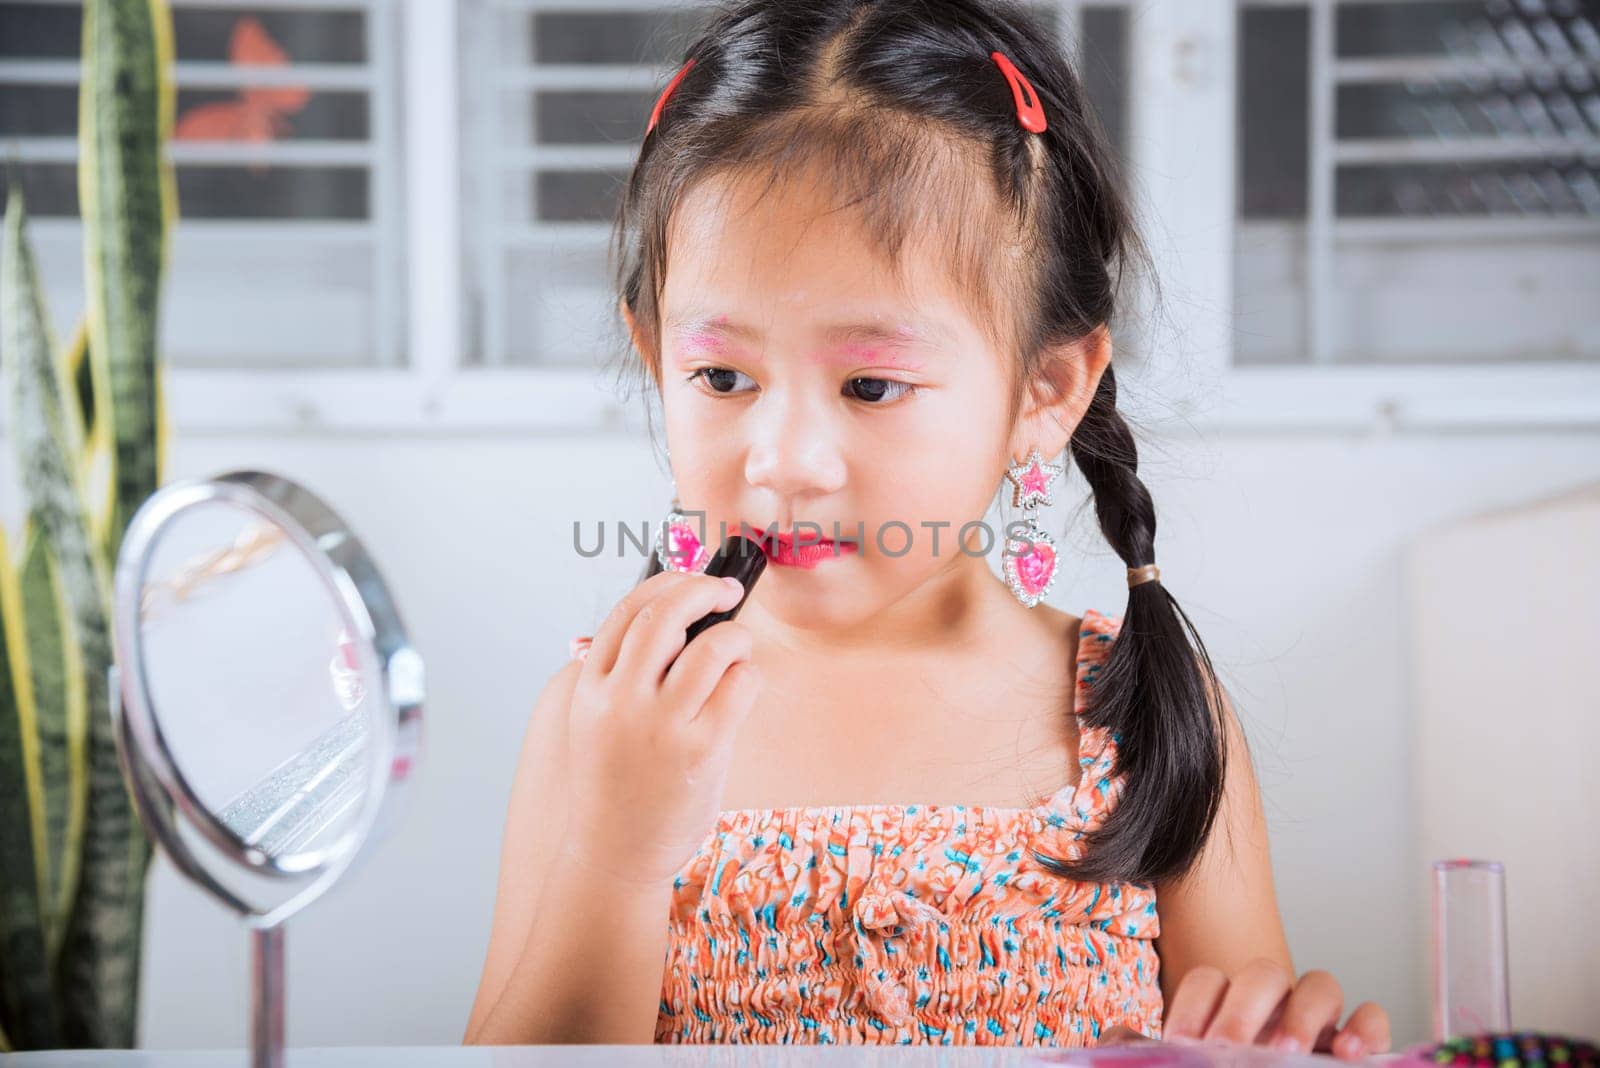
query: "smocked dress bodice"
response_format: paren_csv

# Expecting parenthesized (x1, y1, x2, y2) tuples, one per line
(566, 608, 1161, 1045)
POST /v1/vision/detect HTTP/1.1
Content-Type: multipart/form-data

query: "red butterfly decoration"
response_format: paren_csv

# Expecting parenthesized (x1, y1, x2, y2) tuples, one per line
(174, 17, 310, 156)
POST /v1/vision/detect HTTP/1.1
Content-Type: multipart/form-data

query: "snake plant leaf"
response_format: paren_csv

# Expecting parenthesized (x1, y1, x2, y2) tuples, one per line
(5, 180, 138, 1053)
(20, 527, 89, 979)
(1, 0, 174, 1049)
(63, 320, 115, 556)
(55, 0, 174, 1046)
(3, 174, 136, 1056)
(65, 318, 93, 463)
(0, 526, 63, 1048)
(81, 0, 173, 556)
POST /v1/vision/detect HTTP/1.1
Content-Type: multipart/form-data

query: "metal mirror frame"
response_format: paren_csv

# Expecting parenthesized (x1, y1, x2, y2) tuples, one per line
(109, 470, 423, 1066)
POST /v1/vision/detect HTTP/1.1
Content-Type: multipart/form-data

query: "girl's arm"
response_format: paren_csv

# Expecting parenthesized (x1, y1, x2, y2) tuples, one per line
(1153, 690, 1293, 993)
(1149, 687, 1391, 1058)
(467, 570, 760, 1044)
(463, 659, 670, 1044)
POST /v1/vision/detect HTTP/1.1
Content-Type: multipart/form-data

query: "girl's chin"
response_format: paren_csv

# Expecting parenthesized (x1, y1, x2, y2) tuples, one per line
(754, 573, 882, 626)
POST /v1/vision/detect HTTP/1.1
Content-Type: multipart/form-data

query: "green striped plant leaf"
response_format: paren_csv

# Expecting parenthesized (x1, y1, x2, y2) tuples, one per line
(81, 0, 173, 555)
(0, 0, 174, 1048)
(2, 184, 126, 1052)
(62, 321, 115, 555)
(20, 526, 89, 980)
(57, 0, 174, 1046)
(0, 525, 63, 1049)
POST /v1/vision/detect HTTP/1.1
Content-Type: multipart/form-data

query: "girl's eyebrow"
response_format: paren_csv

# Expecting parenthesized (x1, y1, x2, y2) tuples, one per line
(668, 313, 951, 352)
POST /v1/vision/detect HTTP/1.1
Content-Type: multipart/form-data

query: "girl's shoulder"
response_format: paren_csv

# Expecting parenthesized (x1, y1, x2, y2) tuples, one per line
(1028, 603, 1123, 667)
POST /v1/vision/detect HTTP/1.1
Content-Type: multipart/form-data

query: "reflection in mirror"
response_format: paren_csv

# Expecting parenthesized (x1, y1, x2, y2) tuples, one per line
(137, 500, 370, 863)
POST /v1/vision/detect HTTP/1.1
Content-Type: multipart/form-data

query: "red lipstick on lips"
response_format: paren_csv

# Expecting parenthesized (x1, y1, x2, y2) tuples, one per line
(739, 522, 859, 570)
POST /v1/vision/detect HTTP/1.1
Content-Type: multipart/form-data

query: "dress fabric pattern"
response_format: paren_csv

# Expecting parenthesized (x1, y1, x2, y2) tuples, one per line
(568, 608, 1161, 1045)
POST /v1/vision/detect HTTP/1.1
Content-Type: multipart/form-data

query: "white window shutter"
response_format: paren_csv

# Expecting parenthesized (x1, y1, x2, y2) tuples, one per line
(0, 0, 406, 368)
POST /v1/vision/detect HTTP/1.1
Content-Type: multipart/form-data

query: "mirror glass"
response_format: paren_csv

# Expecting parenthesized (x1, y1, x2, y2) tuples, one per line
(136, 498, 371, 864)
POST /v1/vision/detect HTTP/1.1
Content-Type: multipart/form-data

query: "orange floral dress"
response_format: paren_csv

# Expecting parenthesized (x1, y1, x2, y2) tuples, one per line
(568, 608, 1161, 1045)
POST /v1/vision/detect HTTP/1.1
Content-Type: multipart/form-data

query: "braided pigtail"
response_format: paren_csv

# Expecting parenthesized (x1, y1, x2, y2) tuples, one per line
(1038, 365, 1230, 886)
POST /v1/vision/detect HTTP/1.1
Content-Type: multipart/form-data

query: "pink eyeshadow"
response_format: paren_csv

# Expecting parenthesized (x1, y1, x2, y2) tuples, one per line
(676, 332, 732, 361)
(829, 343, 923, 371)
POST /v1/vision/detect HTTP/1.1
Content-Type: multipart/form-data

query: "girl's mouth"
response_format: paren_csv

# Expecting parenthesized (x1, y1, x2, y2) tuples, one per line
(739, 522, 859, 570)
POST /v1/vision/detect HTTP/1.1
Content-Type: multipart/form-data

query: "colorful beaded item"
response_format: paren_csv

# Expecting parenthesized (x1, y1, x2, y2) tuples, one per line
(1417, 1033, 1598, 1068)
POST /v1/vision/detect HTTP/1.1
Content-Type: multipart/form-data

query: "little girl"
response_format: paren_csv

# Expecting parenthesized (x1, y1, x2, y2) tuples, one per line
(466, 0, 1393, 1051)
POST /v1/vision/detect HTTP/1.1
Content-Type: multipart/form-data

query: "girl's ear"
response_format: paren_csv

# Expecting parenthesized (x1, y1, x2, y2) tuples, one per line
(1007, 323, 1112, 462)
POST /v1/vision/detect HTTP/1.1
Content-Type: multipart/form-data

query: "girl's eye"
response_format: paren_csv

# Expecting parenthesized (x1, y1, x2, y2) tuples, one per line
(845, 377, 916, 405)
(687, 366, 756, 395)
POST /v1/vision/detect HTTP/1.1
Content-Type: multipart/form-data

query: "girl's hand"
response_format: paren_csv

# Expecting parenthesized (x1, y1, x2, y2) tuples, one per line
(1100, 960, 1391, 1060)
(560, 569, 762, 889)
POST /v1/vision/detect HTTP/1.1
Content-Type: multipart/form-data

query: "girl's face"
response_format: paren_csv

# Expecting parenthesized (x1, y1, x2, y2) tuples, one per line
(627, 165, 1097, 652)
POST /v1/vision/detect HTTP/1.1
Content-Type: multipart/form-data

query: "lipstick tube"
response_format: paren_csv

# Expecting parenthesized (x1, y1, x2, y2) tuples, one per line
(683, 535, 767, 645)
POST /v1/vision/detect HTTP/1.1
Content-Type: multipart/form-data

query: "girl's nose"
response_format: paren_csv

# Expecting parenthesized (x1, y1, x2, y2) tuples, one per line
(743, 389, 847, 499)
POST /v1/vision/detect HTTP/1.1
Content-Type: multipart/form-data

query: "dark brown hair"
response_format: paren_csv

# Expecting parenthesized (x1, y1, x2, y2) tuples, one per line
(608, 0, 1230, 885)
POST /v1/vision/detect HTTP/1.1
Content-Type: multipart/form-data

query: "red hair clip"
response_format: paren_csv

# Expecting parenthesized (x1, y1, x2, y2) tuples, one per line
(990, 51, 1047, 134)
(646, 57, 696, 136)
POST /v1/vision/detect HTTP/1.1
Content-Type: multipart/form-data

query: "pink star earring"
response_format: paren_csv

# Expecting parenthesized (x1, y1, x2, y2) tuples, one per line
(656, 444, 710, 573)
(1002, 446, 1065, 607)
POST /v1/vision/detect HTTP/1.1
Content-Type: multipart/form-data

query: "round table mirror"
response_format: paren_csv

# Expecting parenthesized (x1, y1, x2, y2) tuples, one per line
(110, 470, 422, 1068)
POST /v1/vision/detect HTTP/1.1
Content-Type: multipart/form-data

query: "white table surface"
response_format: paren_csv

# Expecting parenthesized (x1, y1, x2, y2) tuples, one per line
(5, 1043, 1398, 1067)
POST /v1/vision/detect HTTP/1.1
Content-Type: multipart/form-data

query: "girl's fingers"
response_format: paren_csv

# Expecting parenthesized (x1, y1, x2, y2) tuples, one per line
(611, 574, 743, 691)
(1202, 958, 1294, 1046)
(1098, 1024, 1149, 1047)
(1165, 961, 1387, 1060)
(1268, 970, 1343, 1054)
(1163, 965, 1229, 1041)
(583, 570, 690, 676)
(688, 655, 761, 745)
(667, 620, 756, 734)
(1330, 1002, 1392, 1060)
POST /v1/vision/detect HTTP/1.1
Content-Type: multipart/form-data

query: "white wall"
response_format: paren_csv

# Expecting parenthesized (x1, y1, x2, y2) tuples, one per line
(1410, 486, 1600, 1036)
(23, 425, 1576, 1050)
